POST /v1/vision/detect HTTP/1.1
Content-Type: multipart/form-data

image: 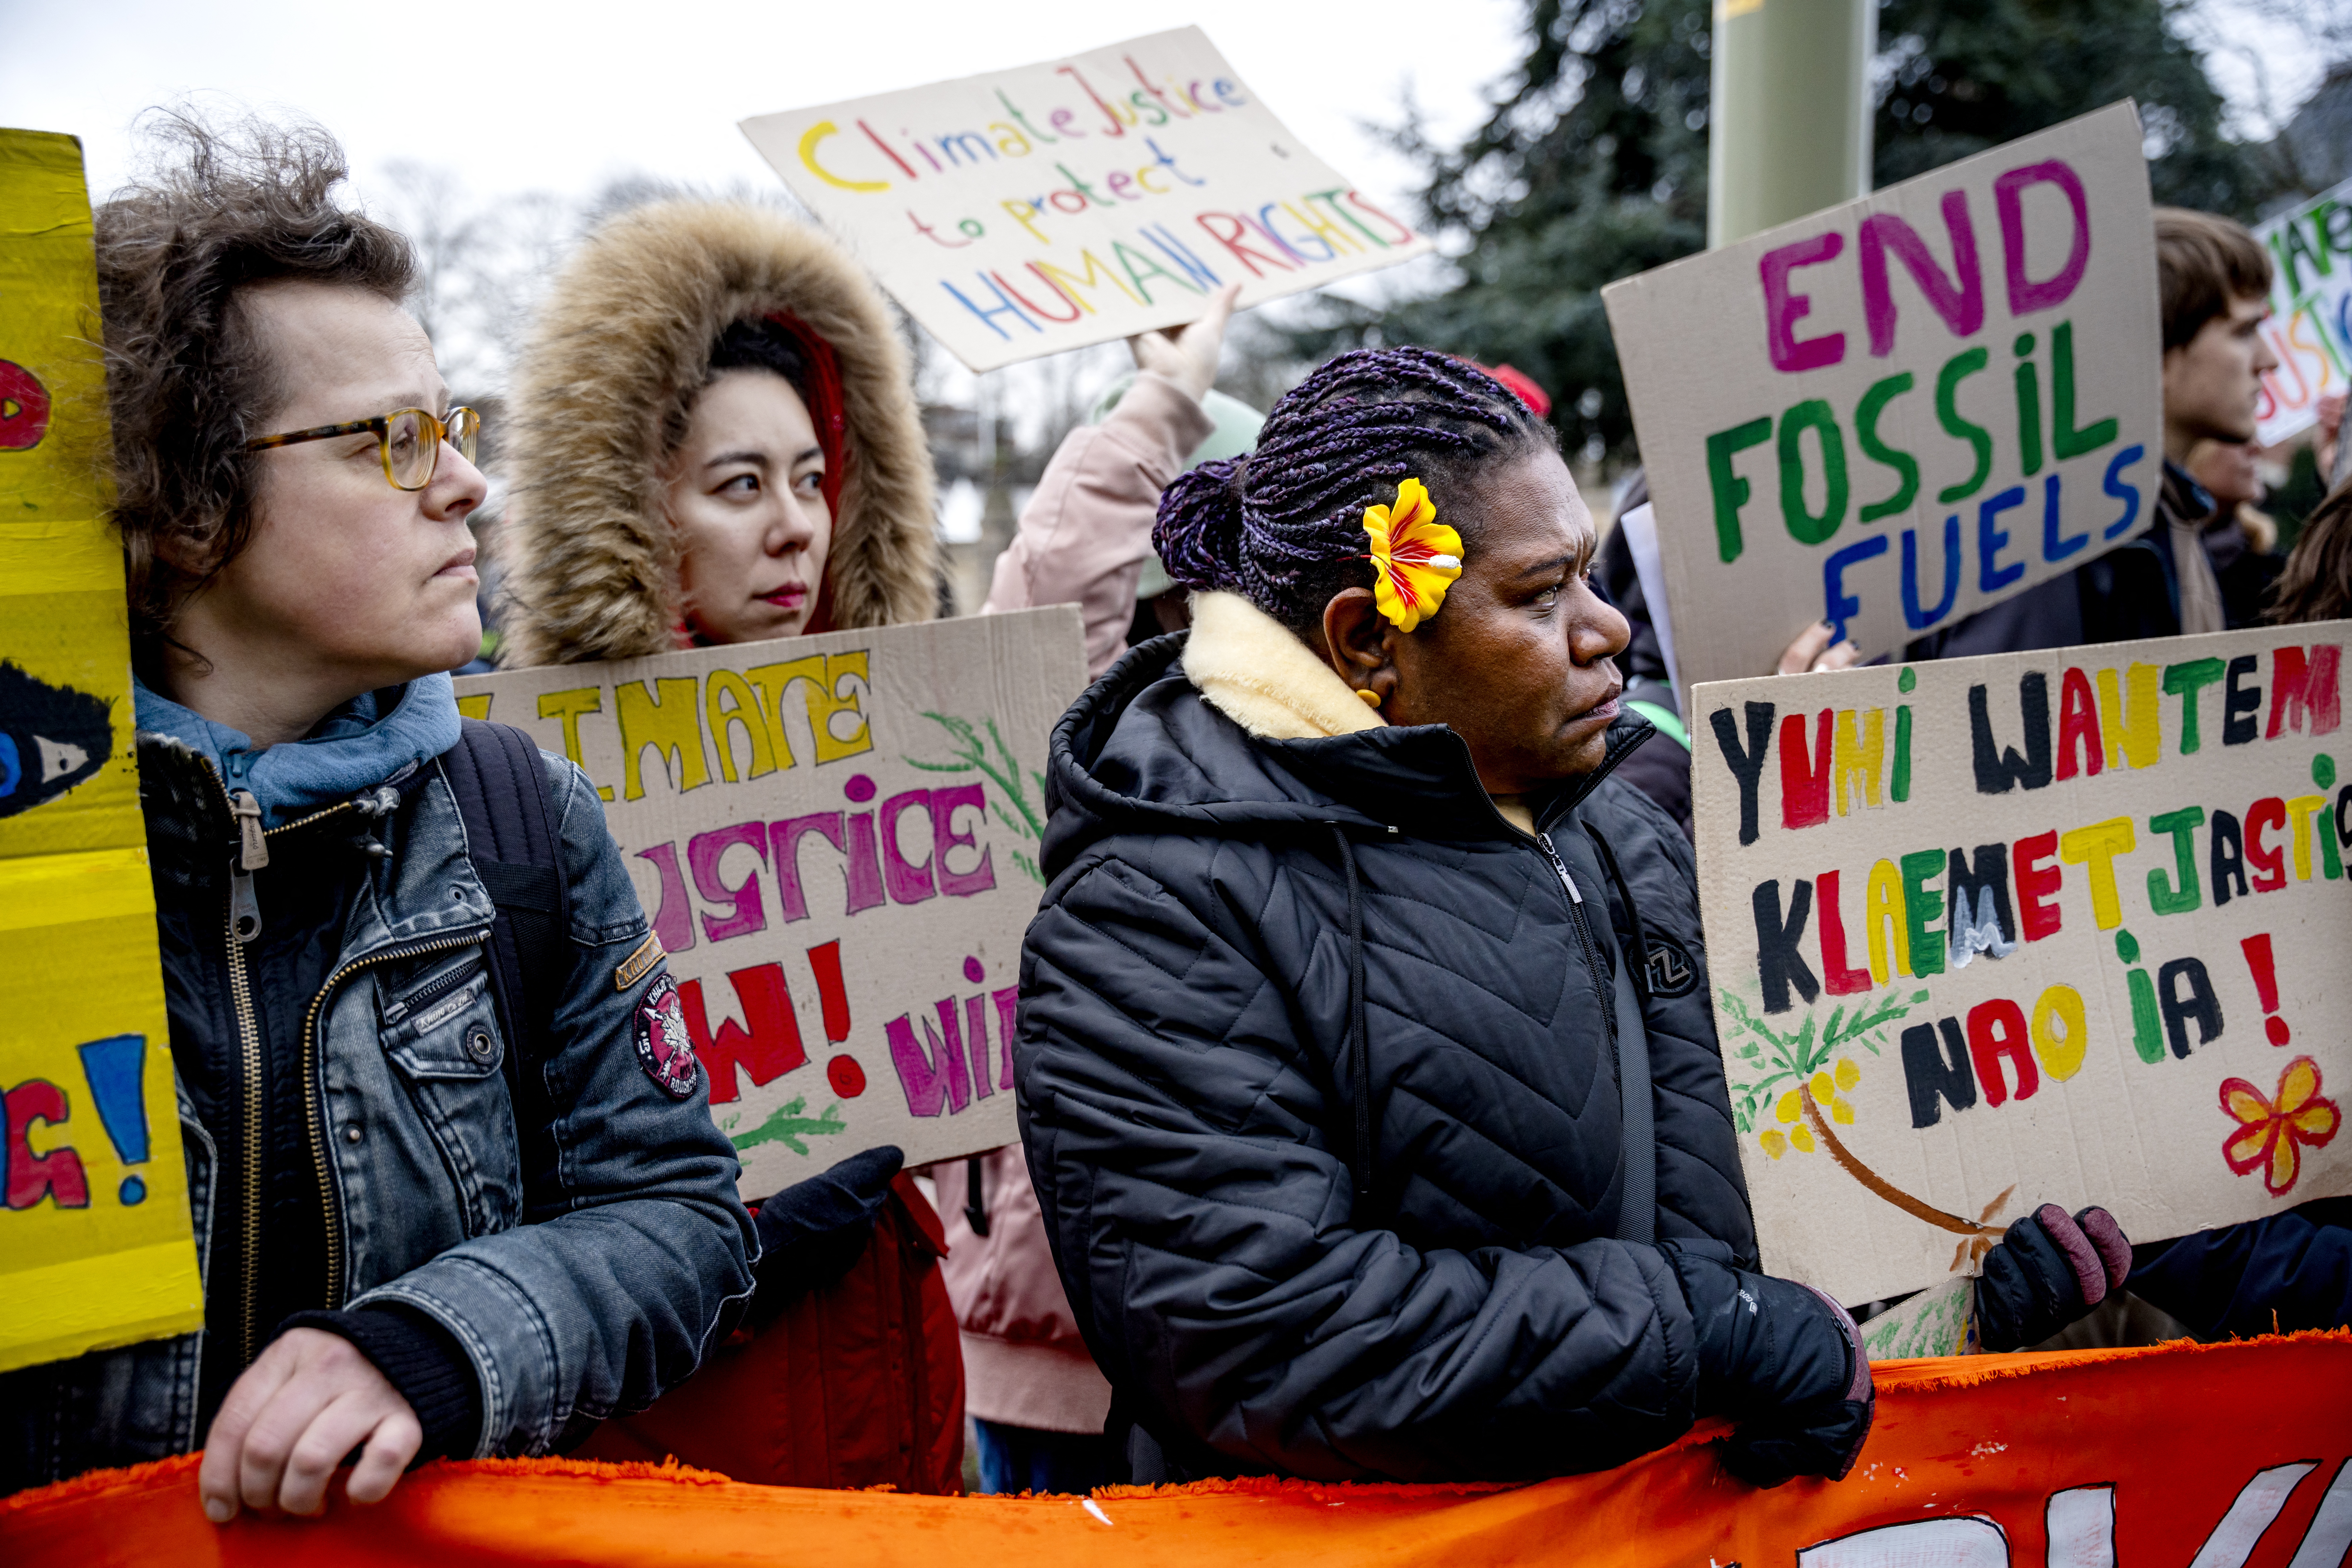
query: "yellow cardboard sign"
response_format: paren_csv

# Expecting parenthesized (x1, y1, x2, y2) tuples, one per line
(0, 128, 203, 1373)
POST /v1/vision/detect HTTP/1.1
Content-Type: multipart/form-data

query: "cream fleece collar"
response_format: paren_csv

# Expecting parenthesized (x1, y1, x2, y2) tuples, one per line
(1179, 590, 1539, 835)
(1180, 591, 1384, 741)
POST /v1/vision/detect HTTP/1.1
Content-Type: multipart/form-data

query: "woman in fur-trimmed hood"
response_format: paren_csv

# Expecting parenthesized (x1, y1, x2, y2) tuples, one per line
(499, 197, 1259, 1498)
(497, 199, 939, 666)
(495, 199, 961, 1497)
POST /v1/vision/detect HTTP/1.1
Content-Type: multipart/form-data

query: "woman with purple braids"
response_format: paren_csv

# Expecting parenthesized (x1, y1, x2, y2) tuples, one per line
(1011, 348, 2127, 1485)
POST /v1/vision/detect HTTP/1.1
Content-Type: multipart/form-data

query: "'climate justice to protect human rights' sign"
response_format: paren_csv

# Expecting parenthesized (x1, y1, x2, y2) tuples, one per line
(741, 28, 1432, 372)
(1692, 623, 2351, 1308)
(455, 609, 1086, 1200)
(1606, 102, 2160, 697)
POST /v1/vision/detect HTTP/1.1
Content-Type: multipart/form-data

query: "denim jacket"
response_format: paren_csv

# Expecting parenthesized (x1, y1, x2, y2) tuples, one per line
(1, 709, 756, 1490)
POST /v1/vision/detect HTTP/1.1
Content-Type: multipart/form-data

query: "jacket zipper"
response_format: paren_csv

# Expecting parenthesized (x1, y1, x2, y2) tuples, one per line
(1539, 829, 1646, 1238)
(1412, 722, 1644, 1040)
(223, 867, 265, 1367)
(1536, 832, 1619, 1044)
(1517, 719, 1650, 1037)
(205, 769, 357, 1366)
(379, 949, 482, 1022)
(301, 930, 486, 1307)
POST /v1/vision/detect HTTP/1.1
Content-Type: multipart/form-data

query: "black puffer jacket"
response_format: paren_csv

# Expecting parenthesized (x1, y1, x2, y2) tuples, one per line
(1016, 636, 1863, 1484)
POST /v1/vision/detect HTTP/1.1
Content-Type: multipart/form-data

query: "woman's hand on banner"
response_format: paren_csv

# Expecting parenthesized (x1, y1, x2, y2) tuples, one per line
(1718, 1282, 1877, 1488)
(1974, 1204, 2133, 1352)
(1129, 283, 1243, 402)
(1666, 1245, 1876, 1488)
(197, 1327, 423, 1521)
(1776, 620, 1860, 676)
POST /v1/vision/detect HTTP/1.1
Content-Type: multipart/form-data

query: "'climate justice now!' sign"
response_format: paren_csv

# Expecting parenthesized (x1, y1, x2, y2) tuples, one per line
(1606, 102, 2160, 697)
(741, 28, 1431, 372)
(1691, 623, 2352, 1308)
(454, 609, 1086, 1199)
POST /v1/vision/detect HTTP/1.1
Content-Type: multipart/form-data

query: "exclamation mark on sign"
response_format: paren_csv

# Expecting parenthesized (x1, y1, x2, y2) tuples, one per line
(2240, 934, 2291, 1046)
(75, 1034, 151, 1205)
(808, 940, 864, 1098)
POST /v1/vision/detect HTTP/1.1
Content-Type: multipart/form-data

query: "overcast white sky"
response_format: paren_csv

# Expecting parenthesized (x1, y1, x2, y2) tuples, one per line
(8, 0, 2331, 215)
(1, 0, 1536, 418)
(1, 1, 1525, 228)
(3, 0, 2332, 419)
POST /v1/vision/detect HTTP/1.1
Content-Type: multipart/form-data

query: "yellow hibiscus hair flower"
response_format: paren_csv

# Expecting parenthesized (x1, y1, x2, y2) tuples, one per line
(1363, 477, 1463, 632)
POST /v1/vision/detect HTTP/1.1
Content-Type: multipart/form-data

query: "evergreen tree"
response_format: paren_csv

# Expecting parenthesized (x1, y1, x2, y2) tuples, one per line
(1873, 0, 2257, 213)
(1313, 0, 2265, 460)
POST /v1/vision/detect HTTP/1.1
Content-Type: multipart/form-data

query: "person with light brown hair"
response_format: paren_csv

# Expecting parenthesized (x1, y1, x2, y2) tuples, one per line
(2151, 206, 2282, 635)
(1, 113, 757, 1512)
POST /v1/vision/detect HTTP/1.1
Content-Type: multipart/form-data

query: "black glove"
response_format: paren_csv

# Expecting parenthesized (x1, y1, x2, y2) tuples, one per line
(747, 1145, 904, 1323)
(1975, 1204, 2132, 1352)
(1668, 1245, 1875, 1488)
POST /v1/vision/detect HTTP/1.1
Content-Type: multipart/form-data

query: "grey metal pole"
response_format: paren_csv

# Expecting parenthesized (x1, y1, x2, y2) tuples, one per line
(1708, 0, 1878, 248)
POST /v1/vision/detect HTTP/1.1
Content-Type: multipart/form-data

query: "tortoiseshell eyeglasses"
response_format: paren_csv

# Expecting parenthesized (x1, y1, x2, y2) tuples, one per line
(243, 406, 481, 491)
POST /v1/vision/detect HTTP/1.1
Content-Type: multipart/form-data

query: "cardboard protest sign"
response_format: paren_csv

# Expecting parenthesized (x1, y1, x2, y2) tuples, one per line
(2253, 177, 2352, 448)
(1691, 623, 2352, 1308)
(1857, 1274, 1973, 1359)
(1605, 103, 2160, 698)
(0, 129, 205, 1373)
(454, 608, 1085, 1197)
(740, 28, 1432, 372)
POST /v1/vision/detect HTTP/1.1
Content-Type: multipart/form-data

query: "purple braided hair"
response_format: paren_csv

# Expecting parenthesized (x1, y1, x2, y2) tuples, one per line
(1153, 346, 1553, 633)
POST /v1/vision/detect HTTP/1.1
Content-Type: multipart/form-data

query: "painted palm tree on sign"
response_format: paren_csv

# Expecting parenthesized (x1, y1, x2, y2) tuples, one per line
(1721, 983, 2013, 1269)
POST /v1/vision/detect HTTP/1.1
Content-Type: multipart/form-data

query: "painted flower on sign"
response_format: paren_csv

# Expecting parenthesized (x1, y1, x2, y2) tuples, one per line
(1363, 477, 1462, 633)
(2219, 1055, 2340, 1197)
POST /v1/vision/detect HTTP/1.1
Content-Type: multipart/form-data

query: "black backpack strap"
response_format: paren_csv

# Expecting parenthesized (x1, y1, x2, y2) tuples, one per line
(440, 718, 568, 1092)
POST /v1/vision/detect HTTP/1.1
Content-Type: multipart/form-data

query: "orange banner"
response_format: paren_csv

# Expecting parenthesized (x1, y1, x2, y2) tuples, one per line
(5, 1335, 2348, 1568)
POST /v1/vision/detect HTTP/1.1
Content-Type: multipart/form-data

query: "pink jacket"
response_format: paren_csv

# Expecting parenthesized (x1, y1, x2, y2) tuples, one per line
(951, 368, 1211, 1432)
(979, 369, 1212, 675)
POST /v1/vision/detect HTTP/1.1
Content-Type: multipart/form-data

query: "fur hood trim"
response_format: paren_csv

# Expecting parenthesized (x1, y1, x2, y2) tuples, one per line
(498, 201, 938, 667)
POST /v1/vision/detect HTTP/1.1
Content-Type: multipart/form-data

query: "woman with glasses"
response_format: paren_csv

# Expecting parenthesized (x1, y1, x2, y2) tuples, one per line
(0, 116, 758, 1513)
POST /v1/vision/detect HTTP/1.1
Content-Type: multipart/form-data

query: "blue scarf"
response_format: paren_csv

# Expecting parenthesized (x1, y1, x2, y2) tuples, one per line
(133, 674, 462, 827)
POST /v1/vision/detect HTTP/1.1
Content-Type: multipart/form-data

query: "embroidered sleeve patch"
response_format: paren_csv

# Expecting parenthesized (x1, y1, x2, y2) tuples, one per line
(616, 931, 663, 992)
(633, 974, 700, 1099)
(615, 930, 665, 991)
